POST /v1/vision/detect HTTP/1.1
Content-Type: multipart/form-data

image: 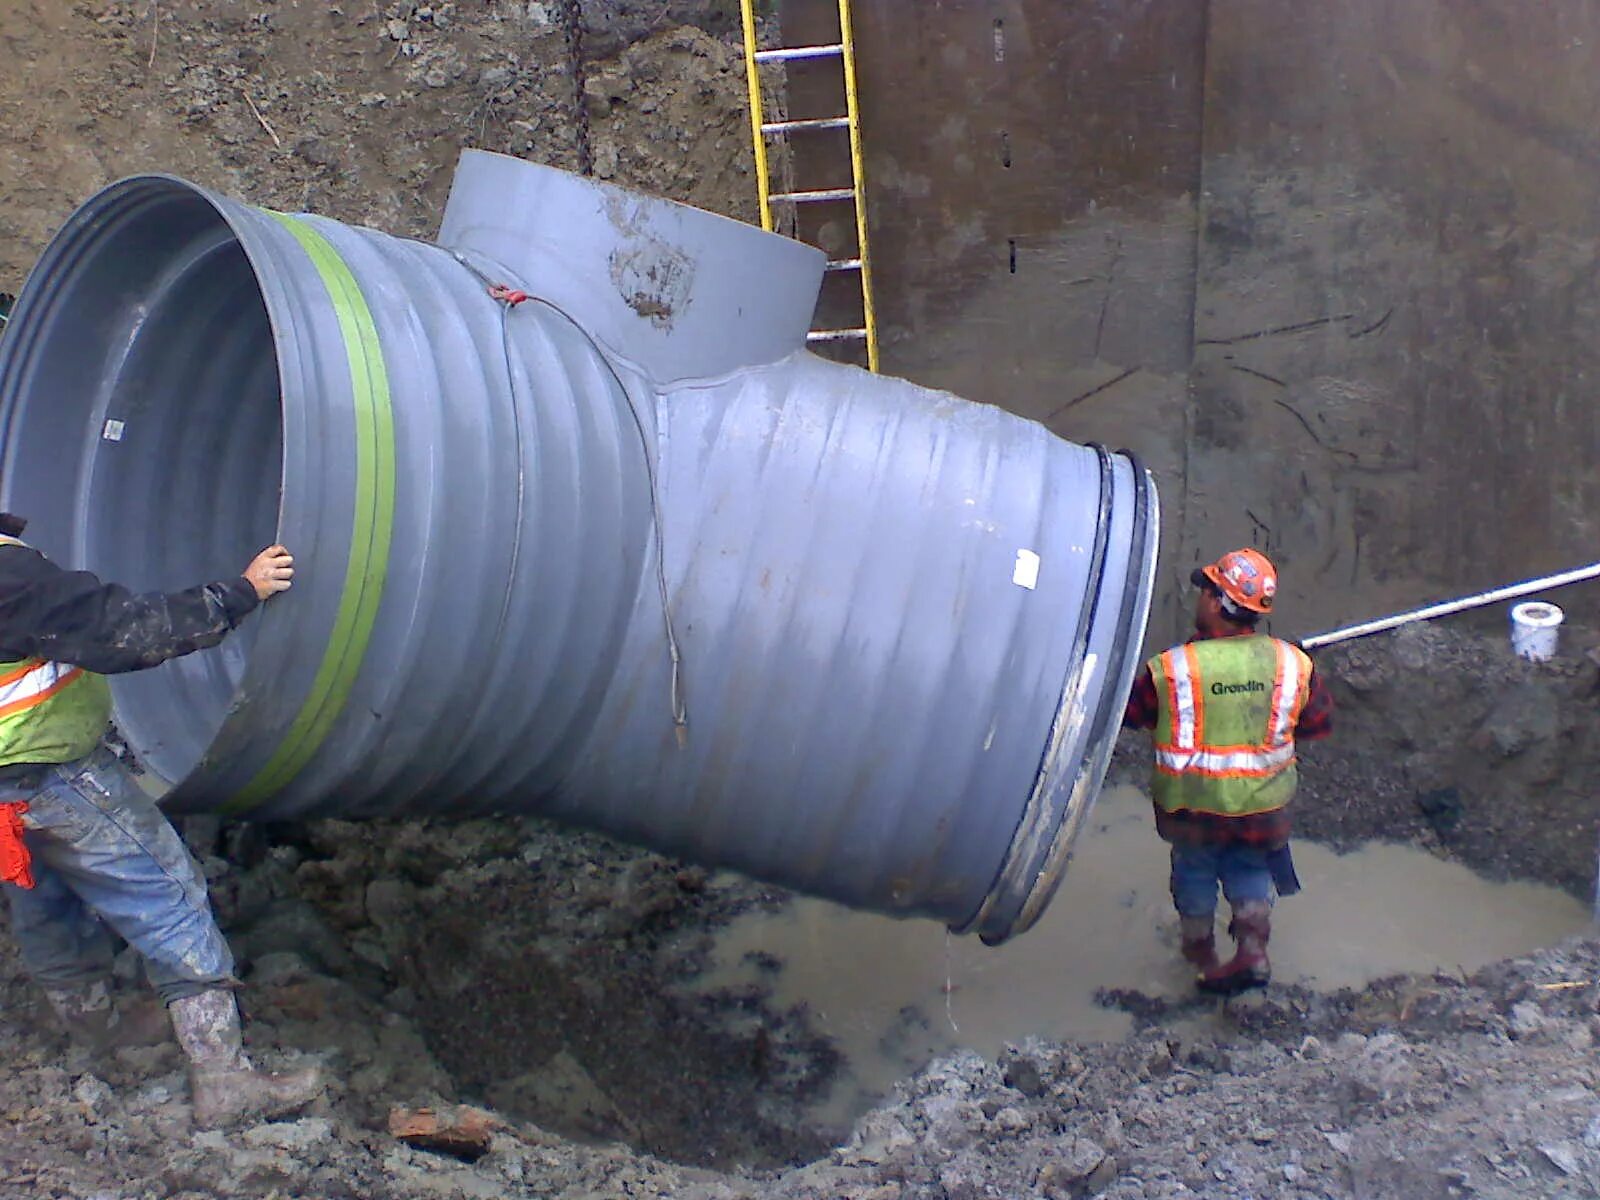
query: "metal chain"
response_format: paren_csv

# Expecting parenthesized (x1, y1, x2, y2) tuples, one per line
(557, 0, 594, 176)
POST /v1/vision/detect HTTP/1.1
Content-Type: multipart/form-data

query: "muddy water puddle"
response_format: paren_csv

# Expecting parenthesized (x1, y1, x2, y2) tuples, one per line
(695, 785, 1591, 1125)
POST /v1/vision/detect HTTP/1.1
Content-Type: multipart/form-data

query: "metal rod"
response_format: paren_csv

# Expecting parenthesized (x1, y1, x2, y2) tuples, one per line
(1300, 560, 1600, 650)
(761, 116, 852, 134)
(754, 44, 845, 62)
(769, 187, 856, 203)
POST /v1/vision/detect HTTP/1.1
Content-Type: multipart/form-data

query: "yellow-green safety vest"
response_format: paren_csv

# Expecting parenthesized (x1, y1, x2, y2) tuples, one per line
(0, 536, 111, 768)
(1149, 635, 1312, 818)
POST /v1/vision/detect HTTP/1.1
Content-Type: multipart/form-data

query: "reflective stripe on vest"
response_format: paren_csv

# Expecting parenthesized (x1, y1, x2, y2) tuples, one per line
(0, 658, 85, 720)
(1148, 636, 1311, 818)
(1154, 640, 1306, 779)
(0, 535, 113, 768)
(0, 537, 83, 723)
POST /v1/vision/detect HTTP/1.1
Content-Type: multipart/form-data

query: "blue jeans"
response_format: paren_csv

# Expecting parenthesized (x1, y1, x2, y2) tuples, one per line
(1169, 842, 1276, 918)
(3, 746, 234, 1004)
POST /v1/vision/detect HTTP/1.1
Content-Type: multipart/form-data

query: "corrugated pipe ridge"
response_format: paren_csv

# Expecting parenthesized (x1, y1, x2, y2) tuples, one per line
(0, 153, 1158, 943)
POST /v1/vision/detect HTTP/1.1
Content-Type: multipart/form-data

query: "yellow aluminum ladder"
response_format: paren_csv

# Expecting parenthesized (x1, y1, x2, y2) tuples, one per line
(739, 0, 880, 372)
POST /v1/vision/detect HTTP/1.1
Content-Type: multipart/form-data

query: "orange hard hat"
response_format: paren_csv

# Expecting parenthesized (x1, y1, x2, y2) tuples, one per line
(1192, 548, 1278, 614)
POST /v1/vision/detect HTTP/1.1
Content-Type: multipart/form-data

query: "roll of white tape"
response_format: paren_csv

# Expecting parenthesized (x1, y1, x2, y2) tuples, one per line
(1510, 601, 1564, 662)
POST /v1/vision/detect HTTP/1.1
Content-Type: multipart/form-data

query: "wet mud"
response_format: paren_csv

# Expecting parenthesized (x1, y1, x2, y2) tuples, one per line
(4, 4, 1600, 1198)
(695, 784, 1589, 1129)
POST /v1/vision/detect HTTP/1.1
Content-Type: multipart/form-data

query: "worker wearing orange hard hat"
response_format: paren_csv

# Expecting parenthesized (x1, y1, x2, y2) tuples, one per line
(1123, 549, 1333, 994)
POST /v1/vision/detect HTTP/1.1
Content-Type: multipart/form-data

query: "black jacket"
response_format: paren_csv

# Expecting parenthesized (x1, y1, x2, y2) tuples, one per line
(0, 543, 259, 674)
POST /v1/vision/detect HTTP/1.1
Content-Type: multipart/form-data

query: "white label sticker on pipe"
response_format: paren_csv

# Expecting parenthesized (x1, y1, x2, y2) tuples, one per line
(102, 420, 125, 442)
(1013, 548, 1040, 590)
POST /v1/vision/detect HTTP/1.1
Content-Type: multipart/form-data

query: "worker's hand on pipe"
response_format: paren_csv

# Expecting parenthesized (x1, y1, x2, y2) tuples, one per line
(244, 545, 295, 601)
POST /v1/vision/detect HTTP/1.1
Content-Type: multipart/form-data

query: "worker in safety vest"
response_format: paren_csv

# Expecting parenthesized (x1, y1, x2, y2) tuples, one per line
(1123, 548, 1332, 994)
(0, 513, 323, 1127)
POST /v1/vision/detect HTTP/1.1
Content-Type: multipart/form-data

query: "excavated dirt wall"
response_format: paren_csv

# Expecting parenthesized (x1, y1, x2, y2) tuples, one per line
(780, 0, 1600, 639)
(5, 4, 1600, 1200)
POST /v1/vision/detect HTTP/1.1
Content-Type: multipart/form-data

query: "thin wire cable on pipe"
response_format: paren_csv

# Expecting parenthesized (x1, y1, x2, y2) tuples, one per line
(452, 251, 688, 738)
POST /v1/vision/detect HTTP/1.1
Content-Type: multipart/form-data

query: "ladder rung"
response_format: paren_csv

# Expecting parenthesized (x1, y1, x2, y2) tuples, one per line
(825, 258, 863, 271)
(761, 116, 852, 134)
(754, 44, 845, 63)
(769, 188, 856, 203)
(807, 328, 869, 342)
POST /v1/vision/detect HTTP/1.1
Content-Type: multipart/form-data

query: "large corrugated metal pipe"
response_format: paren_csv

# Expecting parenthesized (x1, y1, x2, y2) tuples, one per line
(0, 151, 1157, 943)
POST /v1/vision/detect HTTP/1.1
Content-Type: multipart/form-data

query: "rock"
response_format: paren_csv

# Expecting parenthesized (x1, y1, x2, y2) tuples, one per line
(1538, 1142, 1582, 1177)
(837, 1111, 916, 1167)
(479, 65, 514, 91)
(242, 1117, 334, 1151)
(1085, 1155, 1117, 1194)
(291, 137, 340, 170)
(249, 951, 314, 987)
(364, 879, 411, 929)
(72, 1075, 115, 1120)
(388, 1104, 501, 1160)
(1061, 1139, 1107, 1180)
(999, 1046, 1046, 1096)
(1415, 786, 1463, 836)
(1390, 623, 1443, 671)
(990, 1106, 1029, 1135)
(1184, 1043, 1230, 1072)
(938, 1163, 984, 1200)
(584, 75, 616, 118)
(1474, 682, 1560, 758)
(235, 900, 353, 974)
(1325, 1131, 1355, 1156)
(918, 1095, 984, 1151)
(1584, 1112, 1600, 1150)
(1509, 1001, 1547, 1039)
(1038, 1141, 1109, 1198)
(1143, 1041, 1175, 1077)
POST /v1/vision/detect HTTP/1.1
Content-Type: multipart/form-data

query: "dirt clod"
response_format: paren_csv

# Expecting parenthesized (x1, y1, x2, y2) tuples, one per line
(4, 5, 1600, 1198)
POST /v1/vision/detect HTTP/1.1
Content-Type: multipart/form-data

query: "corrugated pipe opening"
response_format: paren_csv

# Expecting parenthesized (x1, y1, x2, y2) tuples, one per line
(0, 185, 281, 783)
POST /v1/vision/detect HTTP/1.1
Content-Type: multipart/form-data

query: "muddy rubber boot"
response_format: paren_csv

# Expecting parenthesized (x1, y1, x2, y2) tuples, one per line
(1178, 915, 1219, 972)
(44, 980, 172, 1053)
(1197, 901, 1271, 995)
(169, 988, 323, 1129)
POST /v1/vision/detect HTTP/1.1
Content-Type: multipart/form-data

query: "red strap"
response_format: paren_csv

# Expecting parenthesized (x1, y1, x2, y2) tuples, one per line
(0, 801, 33, 890)
(487, 283, 529, 307)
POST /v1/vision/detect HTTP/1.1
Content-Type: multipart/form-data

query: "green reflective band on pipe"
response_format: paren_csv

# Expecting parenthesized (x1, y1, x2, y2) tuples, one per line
(225, 213, 396, 813)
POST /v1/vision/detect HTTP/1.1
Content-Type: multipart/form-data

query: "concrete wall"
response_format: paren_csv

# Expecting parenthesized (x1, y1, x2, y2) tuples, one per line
(781, 0, 1600, 641)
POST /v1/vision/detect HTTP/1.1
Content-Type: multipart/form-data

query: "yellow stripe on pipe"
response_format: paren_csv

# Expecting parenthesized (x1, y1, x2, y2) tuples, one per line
(225, 213, 396, 812)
